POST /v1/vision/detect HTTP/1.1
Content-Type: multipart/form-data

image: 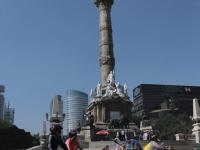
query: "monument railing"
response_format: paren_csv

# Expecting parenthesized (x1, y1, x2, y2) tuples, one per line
(26, 145, 42, 150)
(175, 133, 195, 141)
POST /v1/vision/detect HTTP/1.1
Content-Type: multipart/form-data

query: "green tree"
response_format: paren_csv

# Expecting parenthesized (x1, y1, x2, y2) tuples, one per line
(0, 120, 39, 149)
(152, 113, 192, 140)
(132, 115, 142, 127)
(32, 133, 40, 146)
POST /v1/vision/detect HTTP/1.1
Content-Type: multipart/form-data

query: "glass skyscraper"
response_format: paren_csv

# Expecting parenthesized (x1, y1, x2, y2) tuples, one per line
(50, 95, 63, 117)
(66, 90, 88, 133)
(50, 95, 63, 127)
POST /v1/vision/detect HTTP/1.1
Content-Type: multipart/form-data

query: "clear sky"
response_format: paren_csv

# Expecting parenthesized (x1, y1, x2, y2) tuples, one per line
(0, 0, 200, 134)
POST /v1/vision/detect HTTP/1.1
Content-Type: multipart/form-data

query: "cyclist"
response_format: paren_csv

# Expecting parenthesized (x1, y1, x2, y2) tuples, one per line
(48, 124, 68, 150)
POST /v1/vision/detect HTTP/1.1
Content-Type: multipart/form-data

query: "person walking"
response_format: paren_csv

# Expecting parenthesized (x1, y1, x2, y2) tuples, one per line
(48, 124, 68, 150)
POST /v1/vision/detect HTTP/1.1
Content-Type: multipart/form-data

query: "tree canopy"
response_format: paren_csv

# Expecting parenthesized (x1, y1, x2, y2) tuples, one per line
(0, 120, 40, 150)
(151, 113, 192, 140)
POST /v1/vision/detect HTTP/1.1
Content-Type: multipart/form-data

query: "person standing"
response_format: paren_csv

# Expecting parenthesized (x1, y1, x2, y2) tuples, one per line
(48, 124, 68, 150)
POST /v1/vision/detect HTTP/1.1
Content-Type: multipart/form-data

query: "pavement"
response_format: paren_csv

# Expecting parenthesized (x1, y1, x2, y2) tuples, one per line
(27, 140, 199, 150)
(83, 140, 199, 150)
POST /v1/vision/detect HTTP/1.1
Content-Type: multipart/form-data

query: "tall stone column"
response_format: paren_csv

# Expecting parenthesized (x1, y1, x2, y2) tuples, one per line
(95, 0, 115, 86)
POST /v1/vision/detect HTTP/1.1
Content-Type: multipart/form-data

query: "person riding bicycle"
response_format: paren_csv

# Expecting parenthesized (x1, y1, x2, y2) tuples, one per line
(148, 135, 165, 150)
(48, 124, 68, 150)
(114, 138, 126, 150)
(65, 129, 82, 150)
(128, 138, 142, 150)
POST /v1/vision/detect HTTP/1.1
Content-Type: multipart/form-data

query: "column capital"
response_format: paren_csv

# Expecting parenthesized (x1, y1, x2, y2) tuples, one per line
(94, 0, 114, 8)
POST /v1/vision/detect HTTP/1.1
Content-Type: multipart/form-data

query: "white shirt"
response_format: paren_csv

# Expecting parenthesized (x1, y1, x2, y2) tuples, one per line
(149, 141, 164, 150)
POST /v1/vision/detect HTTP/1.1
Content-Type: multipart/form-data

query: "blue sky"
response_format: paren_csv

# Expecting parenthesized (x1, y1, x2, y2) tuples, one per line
(0, 0, 200, 134)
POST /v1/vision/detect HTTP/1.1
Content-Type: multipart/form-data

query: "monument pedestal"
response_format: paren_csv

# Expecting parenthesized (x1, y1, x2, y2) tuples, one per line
(95, 122, 109, 129)
(81, 126, 92, 142)
(192, 123, 200, 143)
(192, 98, 200, 143)
(88, 95, 132, 129)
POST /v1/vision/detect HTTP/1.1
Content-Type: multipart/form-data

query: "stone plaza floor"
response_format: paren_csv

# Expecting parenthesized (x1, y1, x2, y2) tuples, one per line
(27, 140, 199, 150)
(83, 140, 199, 150)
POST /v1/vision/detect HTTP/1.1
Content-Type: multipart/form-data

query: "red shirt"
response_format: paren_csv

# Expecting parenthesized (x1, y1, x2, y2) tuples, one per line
(65, 137, 79, 150)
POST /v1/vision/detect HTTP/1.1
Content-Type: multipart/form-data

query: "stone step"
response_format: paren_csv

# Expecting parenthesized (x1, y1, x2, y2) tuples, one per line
(77, 134, 85, 141)
(82, 140, 199, 150)
(79, 140, 89, 149)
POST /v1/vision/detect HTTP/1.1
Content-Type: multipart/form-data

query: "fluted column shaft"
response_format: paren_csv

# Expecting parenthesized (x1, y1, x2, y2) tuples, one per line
(95, 0, 115, 86)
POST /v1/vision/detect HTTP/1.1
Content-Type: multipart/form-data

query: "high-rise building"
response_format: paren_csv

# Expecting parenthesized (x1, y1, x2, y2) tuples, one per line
(132, 84, 200, 118)
(0, 85, 5, 121)
(66, 90, 88, 133)
(50, 95, 64, 126)
(4, 103, 15, 124)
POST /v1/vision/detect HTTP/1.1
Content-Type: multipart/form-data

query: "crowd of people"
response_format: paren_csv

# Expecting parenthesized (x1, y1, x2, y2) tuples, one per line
(48, 124, 82, 150)
(46, 124, 200, 150)
(113, 130, 175, 150)
(47, 124, 173, 150)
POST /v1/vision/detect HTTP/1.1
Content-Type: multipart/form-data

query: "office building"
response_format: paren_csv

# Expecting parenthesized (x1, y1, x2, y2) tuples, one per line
(4, 103, 15, 124)
(132, 84, 200, 118)
(0, 85, 5, 120)
(66, 89, 88, 133)
(50, 95, 64, 126)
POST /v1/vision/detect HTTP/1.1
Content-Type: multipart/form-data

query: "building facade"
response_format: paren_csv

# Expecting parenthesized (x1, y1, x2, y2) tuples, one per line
(66, 90, 88, 133)
(0, 85, 5, 120)
(50, 95, 64, 126)
(4, 103, 15, 124)
(132, 84, 200, 118)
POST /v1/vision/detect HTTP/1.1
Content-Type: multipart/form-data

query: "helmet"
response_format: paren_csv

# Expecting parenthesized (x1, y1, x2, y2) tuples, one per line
(151, 135, 159, 141)
(69, 129, 77, 138)
(114, 138, 121, 144)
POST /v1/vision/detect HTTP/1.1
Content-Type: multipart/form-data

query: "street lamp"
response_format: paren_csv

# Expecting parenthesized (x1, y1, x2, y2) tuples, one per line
(46, 112, 65, 124)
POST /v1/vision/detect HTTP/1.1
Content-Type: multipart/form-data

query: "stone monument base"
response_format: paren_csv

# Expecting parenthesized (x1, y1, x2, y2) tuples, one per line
(81, 122, 137, 141)
(192, 123, 200, 143)
(95, 122, 109, 129)
(80, 126, 92, 142)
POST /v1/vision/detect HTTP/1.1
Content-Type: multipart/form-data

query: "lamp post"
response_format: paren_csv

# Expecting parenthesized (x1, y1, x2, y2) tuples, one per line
(46, 112, 65, 126)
